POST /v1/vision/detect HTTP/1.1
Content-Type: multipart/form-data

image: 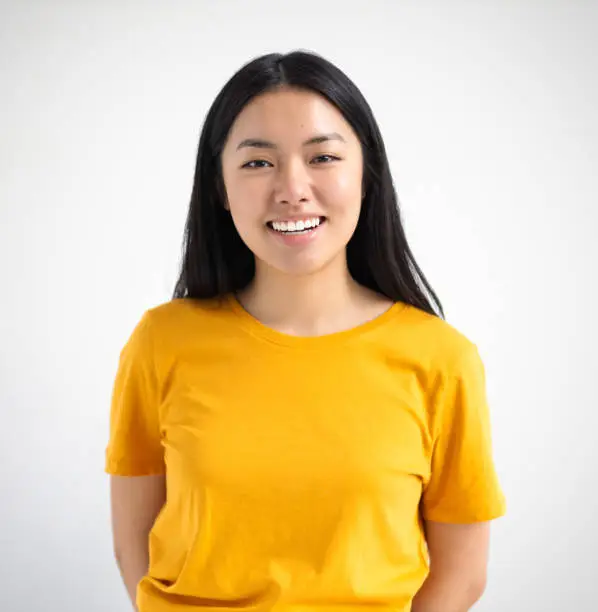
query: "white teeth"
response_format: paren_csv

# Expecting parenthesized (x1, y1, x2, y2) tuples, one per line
(271, 217, 322, 233)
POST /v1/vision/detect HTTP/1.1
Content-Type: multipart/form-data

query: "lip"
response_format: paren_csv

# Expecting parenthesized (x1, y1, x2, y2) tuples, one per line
(266, 214, 326, 223)
(266, 217, 326, 246)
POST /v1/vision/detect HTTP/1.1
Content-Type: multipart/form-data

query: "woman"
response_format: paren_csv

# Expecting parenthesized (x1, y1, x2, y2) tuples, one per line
(106, 50, 506, 612)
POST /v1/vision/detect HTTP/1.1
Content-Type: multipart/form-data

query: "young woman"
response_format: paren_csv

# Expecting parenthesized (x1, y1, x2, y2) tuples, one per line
(106, 50, 506, 612)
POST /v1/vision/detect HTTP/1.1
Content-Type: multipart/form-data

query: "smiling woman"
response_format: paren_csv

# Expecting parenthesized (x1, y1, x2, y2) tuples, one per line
(220, 87, 364, 277)
(105, 50, 506, 612)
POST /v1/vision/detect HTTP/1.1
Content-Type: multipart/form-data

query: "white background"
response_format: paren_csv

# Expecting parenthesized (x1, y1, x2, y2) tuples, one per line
(1, 1, 597, 610)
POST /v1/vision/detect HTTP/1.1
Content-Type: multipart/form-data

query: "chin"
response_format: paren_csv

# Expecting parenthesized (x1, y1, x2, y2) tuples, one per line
(260, 250, 345, 279)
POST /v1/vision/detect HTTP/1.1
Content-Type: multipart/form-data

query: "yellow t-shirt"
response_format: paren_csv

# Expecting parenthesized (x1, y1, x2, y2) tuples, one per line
(105, 295, 506, 612)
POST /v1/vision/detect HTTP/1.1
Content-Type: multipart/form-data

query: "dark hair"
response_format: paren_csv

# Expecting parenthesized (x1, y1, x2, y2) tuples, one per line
(172, 50, 444, 319)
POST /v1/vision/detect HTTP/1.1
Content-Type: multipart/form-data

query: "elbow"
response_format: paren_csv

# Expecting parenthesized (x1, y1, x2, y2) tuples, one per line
(113, 540, 133, 569)
(466, 572, 488, 605)
(113, 542, 136, 567)
(412, 570, 488, 612)
(113, 545, 125, 568)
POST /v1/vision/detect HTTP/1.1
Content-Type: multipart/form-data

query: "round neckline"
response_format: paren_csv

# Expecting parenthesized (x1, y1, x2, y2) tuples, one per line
(225, 293, 407, 348)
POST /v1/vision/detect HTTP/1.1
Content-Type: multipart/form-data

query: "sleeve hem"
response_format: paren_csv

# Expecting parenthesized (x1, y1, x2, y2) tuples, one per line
(423, 501, 507, 524)
(105, 458, 166, 477)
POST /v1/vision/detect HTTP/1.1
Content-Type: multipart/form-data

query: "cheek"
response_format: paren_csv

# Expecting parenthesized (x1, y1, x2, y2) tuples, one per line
(321, 171, 363, 217)
(225, 180, 267, 228)
(228, 202, 261, 239)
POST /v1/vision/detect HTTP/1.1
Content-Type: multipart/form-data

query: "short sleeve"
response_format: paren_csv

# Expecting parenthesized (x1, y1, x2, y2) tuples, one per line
(422, 342, 506, 523)
(105, 311, 165, 476)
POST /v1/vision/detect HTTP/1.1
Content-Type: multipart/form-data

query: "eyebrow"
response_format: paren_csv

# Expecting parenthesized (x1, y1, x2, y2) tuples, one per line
(236, 132, 346, 151)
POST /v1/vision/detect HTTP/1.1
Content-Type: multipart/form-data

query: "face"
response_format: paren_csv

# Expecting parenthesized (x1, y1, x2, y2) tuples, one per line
(220, 87, 364, 277)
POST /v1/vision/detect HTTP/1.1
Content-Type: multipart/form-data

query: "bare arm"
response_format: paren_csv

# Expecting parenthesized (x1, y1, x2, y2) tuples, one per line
(110, 474, 166, 610)
(412, 521, 491, 612)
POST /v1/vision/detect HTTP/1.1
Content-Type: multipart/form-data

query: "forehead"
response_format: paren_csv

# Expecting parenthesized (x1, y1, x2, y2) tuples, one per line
(225, 88, 357, 146)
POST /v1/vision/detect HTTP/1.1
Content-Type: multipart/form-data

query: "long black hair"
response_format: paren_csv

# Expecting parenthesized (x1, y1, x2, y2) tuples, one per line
(172, 50, 444, 319)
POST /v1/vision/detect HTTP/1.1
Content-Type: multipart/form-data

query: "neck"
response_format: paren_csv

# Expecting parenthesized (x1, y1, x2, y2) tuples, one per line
(237, 256, 371, 337)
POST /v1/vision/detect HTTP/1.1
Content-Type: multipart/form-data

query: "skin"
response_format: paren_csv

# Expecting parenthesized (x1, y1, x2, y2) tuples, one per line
(221, 86, 364, 279)
(220, 86, 394, 337)
(111, 475, 166, 610)
(411, 521, 491, 611)
(110, 86, 492, 611)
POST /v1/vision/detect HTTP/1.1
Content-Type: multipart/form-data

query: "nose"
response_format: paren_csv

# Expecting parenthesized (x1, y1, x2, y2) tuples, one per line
(273, 159, 311, 206)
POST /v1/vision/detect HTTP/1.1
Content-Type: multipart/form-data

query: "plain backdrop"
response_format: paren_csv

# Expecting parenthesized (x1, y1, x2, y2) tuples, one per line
(1, 1, 596, 611)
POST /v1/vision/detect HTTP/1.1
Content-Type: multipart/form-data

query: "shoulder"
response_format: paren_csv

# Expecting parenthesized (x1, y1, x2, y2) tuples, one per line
(390, 302, 481, 376)
(137, 295, 237, 348)
(146, 296, 228, 324)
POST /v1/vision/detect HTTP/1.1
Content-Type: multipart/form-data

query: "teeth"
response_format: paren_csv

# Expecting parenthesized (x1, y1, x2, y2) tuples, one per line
(271, 217, 321, 233)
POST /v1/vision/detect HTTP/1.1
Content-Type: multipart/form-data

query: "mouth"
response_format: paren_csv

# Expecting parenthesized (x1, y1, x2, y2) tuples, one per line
(266, 216, 326, 236)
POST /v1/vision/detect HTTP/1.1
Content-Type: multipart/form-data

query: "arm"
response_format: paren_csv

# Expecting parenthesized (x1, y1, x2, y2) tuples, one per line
(411, 521, 490, 612)
(110, 474, 166, 610)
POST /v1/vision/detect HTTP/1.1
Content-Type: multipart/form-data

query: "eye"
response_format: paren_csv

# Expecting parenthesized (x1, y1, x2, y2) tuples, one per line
(311, 154, 341, 164)
(241, 159, 273, 169)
